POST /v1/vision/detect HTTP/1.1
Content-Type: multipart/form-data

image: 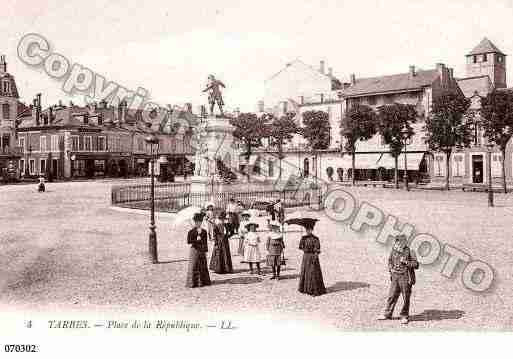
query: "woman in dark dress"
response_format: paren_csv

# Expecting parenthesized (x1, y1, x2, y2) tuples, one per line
(209, 211, 233, 274)
(298, 221, 326, 296)
(185, 213, 211, 288)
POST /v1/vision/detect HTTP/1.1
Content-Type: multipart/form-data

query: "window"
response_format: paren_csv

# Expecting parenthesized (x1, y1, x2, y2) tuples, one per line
(19, 137, 25, 150)
(492, 154, 502, 177)
(71, 136, 79, 151)
(435, 155, 445, 177)
(473, 55, 477, 63)
(452, 155, 465, 177)
(384, 95, 394, 104)
(138, 138, 144, 151)
(19, 159, 25, 173)
(40, 136, 47, 152)
(40, 159, 46, 174)
(29, 159, 35, 175)
(2, 103, 9, 119)
(84, 136, 92, 151)
(483, 53, 487, 62)
(78, 136, 84, 151)
(268, 160, 274, 178)
(51, 135, 58, 151)
(98, 136, 106, 151)
(2, 81, 10, 93)
(368, 96, 377, 106)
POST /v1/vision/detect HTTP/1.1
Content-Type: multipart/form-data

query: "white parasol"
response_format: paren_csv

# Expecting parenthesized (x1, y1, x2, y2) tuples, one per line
(172, 206, 203, 230)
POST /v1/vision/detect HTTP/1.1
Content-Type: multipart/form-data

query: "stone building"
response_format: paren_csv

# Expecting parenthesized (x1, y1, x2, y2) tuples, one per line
(0, 55, 23, 179)
(16, 97, 197, 180)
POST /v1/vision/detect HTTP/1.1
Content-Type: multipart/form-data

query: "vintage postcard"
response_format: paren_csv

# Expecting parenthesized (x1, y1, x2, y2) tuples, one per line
(1, 0, 512, 357)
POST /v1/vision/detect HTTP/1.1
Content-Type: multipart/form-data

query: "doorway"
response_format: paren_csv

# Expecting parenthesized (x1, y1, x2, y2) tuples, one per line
(472, 155, 483, 183)
(52, 159, 58, 179)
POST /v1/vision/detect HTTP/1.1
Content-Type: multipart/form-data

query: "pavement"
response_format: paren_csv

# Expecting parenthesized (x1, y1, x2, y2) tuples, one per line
(1, 180, 512, 330)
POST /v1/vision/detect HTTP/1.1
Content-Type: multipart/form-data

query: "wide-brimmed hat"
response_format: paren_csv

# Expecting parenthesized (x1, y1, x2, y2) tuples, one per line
(245, 222, 259, 230)
(204, 201, 215, 209)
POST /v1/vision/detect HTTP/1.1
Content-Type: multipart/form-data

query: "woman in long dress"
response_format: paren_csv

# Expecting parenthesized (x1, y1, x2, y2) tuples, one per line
(298, 222, 326, 296)
(238, 212, 250, 256)
(243, 222, 263, 275)
(203, 203, 216, 241)
(209, 211, 233, 274)
(185, 213, 211, 288)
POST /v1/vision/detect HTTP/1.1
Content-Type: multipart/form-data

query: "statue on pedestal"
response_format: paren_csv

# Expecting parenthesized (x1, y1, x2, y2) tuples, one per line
(202, 74, 225, 116)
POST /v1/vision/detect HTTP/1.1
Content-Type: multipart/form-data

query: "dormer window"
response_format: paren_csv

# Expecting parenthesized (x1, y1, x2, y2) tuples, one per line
(2, 81, 10, 93)
(497, 55, 504, 63)
(483, 53, 488, 62)
(473, 55, 477, 63)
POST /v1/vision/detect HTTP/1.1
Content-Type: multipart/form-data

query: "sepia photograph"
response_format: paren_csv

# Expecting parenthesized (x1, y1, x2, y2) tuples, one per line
(0, 0, 512, 357)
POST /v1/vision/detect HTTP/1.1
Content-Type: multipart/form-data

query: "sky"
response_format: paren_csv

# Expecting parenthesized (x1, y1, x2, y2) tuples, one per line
(2, 0, 513, 113)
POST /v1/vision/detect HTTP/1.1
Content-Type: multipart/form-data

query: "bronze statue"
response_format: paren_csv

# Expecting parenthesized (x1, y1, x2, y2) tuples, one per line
(202, 74, 225, 116)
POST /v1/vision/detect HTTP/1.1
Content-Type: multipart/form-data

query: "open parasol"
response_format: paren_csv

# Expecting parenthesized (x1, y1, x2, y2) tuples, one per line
(172, 206, 203, 229)
(284, 217, 319, 229)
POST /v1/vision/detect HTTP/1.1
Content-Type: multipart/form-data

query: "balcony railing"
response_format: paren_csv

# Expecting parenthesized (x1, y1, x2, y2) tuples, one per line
(0, 146, 23, 156)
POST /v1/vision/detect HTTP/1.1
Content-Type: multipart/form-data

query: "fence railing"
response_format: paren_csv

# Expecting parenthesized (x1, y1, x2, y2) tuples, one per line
(111, 182, 323, 212)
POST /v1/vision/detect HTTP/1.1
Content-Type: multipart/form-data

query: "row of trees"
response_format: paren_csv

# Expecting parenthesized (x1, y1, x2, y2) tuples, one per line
(230, 89, 513, 191)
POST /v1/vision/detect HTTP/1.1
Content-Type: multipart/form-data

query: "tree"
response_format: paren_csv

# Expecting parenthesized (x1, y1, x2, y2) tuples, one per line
(377, 103, 418, 188)
(301, 110, 330, 182)
(340, 104, 377, 185)
(424, 91, 473, 190)
(230, 113, 267, 182)
(266, 112, 298, 182)
(481, 89, 513, 193)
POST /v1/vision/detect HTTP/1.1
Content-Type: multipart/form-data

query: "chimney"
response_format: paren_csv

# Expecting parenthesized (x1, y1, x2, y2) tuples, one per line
(49, 106, 54, 124)
(234, 107, 241, 118)
(118, 100, 127, 123)
(0, 55, 6, 73)
(436, 63, 448, 87)
(257, 100, 264, 112)
(83, 113, 89, 125)
(97, 113, 103, 126)
(328, 67, 333, 77)
(350, 73, 356, 85)
(409, 65, 416, 77)
(319, 60, 325, 74)
(185, 103, 192, 113)
(449, 68, 454, 80)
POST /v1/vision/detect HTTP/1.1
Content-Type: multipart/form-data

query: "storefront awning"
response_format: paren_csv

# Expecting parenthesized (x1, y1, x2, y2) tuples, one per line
(377, 153, 425, 170)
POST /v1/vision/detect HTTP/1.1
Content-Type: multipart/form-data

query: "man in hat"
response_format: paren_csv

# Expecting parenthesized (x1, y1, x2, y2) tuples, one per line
(378, 234, 419, 324)
(226, 198, 240, 236)
(209, 211, 233, 274)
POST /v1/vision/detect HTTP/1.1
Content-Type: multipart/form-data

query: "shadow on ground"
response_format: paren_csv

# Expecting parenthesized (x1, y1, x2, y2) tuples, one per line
(212, 276, 263, 285)
(409, 309, 465, 322)
(326, 281, 370, 293)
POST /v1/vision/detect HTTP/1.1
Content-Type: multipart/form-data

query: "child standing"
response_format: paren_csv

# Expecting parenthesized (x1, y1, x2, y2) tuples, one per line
(266, 221, 285, 280)
(243, 222, 263, 275)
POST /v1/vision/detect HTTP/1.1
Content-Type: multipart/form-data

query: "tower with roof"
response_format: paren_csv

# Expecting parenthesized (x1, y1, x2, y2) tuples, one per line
(465, 37, 507, 89)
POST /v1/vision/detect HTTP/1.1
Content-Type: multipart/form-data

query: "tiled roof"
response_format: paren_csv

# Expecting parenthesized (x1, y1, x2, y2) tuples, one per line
(456, 76, 492, 98)
(467, 38, 505, 56)
(339, 69, 440, 97)
(267, 59, 342, 91)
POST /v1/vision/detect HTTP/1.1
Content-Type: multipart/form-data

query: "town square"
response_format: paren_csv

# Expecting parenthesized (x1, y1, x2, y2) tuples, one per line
(2, 0, 513, 357)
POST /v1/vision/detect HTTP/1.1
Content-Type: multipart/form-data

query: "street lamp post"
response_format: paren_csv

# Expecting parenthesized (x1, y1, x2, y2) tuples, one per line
(401, 125, 409, 191)
(486, 143, 494, 207)
(145, 134, 160, 263)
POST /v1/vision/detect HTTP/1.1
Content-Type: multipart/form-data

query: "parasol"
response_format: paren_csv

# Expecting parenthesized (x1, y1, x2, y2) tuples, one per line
(172, 206, 203, 229)
(284, 217, 319, 229)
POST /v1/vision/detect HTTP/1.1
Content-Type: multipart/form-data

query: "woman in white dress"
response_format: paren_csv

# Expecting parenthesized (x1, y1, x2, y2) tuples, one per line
(243, 222, 263, 275)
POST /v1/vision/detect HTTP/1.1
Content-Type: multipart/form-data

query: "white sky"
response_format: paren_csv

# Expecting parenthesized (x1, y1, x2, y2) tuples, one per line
(2, 0, 513, 112)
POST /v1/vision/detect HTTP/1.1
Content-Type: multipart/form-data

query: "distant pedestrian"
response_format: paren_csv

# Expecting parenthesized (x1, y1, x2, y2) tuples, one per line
(378, 234, 419, 325)
(298, 219, 326, 296)
(203, 202, 215, 241)
(274, 199, 284, 224)
(243, 222, 263, 275)
(266, 221, 285, 280)
(185, 213, 211, 288)
(226, 198, 239, 236)
(38, 176, 45, 192)
(209, 211, 233, 274)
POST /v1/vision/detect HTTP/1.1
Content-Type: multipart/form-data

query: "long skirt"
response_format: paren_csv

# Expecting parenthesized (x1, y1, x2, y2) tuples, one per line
(185, 247, 211, 288)
(209, 237, 233, 274)
(238, 236, 245, 256)
(298, 253, 326, 296)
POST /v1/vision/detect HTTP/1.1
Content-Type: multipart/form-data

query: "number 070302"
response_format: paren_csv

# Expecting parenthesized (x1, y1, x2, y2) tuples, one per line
(4, 344, 38, 352)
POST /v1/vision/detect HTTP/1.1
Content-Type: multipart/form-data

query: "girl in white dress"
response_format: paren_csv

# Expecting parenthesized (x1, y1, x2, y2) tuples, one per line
(243, 222, 263, 275)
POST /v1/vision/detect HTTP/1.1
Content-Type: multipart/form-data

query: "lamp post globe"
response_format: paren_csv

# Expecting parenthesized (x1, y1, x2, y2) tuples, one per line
(145, 134, 160, 263)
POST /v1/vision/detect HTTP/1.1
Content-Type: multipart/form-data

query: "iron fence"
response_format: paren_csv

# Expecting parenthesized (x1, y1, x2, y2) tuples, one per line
(111, 182, 323, 212)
